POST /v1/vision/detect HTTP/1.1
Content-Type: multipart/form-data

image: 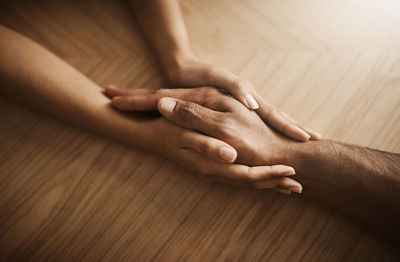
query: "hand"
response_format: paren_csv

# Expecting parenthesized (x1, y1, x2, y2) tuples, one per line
(165, 57, 321, 142)
(121, 110, 300, 194)
(106, 86, 303, 193)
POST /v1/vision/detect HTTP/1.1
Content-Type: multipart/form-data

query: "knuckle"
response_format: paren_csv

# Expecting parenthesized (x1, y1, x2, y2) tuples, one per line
(239, 167, 253, 182)
(215, 115, 235, 136)
(179, 102, 201, 118)
(265, 106, 278, 119)
(201, 86, 220, 97)
(246, 169, 258, 182)
(233, 78, 251, 90)
(204, 65, 218, 76)
(246, 172, 259, 182)
(155, 89, 164, 95)
(199, 140, 213, 154)
(155, 88, 167, 99)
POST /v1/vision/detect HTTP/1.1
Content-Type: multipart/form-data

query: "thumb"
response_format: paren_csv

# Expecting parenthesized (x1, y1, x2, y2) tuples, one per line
(158, 97, 224, 139)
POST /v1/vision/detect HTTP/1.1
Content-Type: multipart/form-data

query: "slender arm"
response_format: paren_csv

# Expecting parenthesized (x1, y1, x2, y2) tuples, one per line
(129, 0, 194, 73)
(0, 25, 155, 150)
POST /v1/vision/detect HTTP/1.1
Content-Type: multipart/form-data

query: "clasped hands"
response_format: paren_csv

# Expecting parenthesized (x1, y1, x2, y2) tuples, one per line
(105, 60, 321, 195)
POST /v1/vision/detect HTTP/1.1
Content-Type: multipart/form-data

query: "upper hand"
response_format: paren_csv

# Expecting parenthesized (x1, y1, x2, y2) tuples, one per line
(165, 58, 321, 142)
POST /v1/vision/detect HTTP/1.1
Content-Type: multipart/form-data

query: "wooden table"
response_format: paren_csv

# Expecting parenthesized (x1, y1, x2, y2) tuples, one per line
(1, 0, 399, 260)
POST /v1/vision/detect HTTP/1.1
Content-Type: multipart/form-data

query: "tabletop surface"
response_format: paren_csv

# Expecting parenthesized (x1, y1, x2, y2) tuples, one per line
(0, 0, 400, 261)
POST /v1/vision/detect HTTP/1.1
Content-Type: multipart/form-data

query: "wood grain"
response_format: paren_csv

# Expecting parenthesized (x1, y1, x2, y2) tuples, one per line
(0, 0, 399, 261)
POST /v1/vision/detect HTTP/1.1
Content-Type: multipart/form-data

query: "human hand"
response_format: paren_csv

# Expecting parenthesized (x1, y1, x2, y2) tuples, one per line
(106, 86, 303, 193)
(111, 105, 300, 194)
(165, 57, 321, 142)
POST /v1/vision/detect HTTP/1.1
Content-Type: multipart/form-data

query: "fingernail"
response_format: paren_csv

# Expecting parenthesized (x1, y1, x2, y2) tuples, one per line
(289, 186, 302, 194)
(159, 98, 176, 113)
(219, 146, 237, 162)
(245, 94, 259, 110)
(314, 131, 322, 140)
(284, 167, 296, 176)
(295, 126, 311, 141)
(107, 84, 116, 88)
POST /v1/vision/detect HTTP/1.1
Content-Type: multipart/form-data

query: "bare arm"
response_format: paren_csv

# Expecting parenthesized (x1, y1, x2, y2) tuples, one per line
(0, 25, 299, 191)
(129, 0, 193, 73)
(0, 25, 149, 149)
(279, 140, 400, 236)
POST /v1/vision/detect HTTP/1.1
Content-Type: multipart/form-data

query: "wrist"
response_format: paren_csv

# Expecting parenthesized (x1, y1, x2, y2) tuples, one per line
(271, 139, 300, 166)
(162, 49, 197, 82)
(272, 139, 333, 182)
(270, 137, 315, 170)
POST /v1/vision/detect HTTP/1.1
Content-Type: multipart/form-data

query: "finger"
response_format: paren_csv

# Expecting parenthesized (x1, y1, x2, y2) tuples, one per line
(227, 165, 296, 182)
(280, 111, 322, 140)
(303, 127, 322, 141)
(206, 164, 296, 185)
(178, 149, 296, 183)
(105, 85, 160, 98)
(253, 177, 302, 193)
(201, 67, 259, 110)
(111, 95, 159, 111)
(158, 97, 223, 137)
(105, 85, 133, 97)
(110, 88, 202, 112)
(255, 102, 311, 142)
(181, 131, 237, 163)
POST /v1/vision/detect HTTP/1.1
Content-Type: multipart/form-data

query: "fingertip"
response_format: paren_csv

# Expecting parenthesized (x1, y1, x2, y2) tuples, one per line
(218, 146, 237, 163)
(293, 126, 311, 142)
(245, 94, 259, 110)
(310, 130, 322, 141)
(299, 127, 321, 141)
(284, 166, 296, 176)
(271, 165, 296, 176)
(238, 96, 251, 110)
(289, 186, 303, 194)
(282, 178, 303, 194)
(158, 97, 177, 113)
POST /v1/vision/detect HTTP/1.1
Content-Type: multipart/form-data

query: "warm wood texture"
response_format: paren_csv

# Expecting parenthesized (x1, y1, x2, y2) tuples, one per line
(1, 0, 400, 261)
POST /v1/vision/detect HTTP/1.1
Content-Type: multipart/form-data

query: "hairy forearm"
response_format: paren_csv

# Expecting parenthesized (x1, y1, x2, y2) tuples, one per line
(130, 0, 194, 71)
(0, 25, 152, 150)
(281, 139, 400, 236)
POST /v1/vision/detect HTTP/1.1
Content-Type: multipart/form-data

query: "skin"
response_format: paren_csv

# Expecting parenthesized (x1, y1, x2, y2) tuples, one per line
(0, 25, 301, 192)
(129, 0, 322, 142)
(108, 86, 400, 237)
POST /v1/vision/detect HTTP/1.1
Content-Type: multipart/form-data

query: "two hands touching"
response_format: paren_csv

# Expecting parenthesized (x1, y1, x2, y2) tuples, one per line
(117, 0, 320, 194)
(105, 63, 321, 195)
